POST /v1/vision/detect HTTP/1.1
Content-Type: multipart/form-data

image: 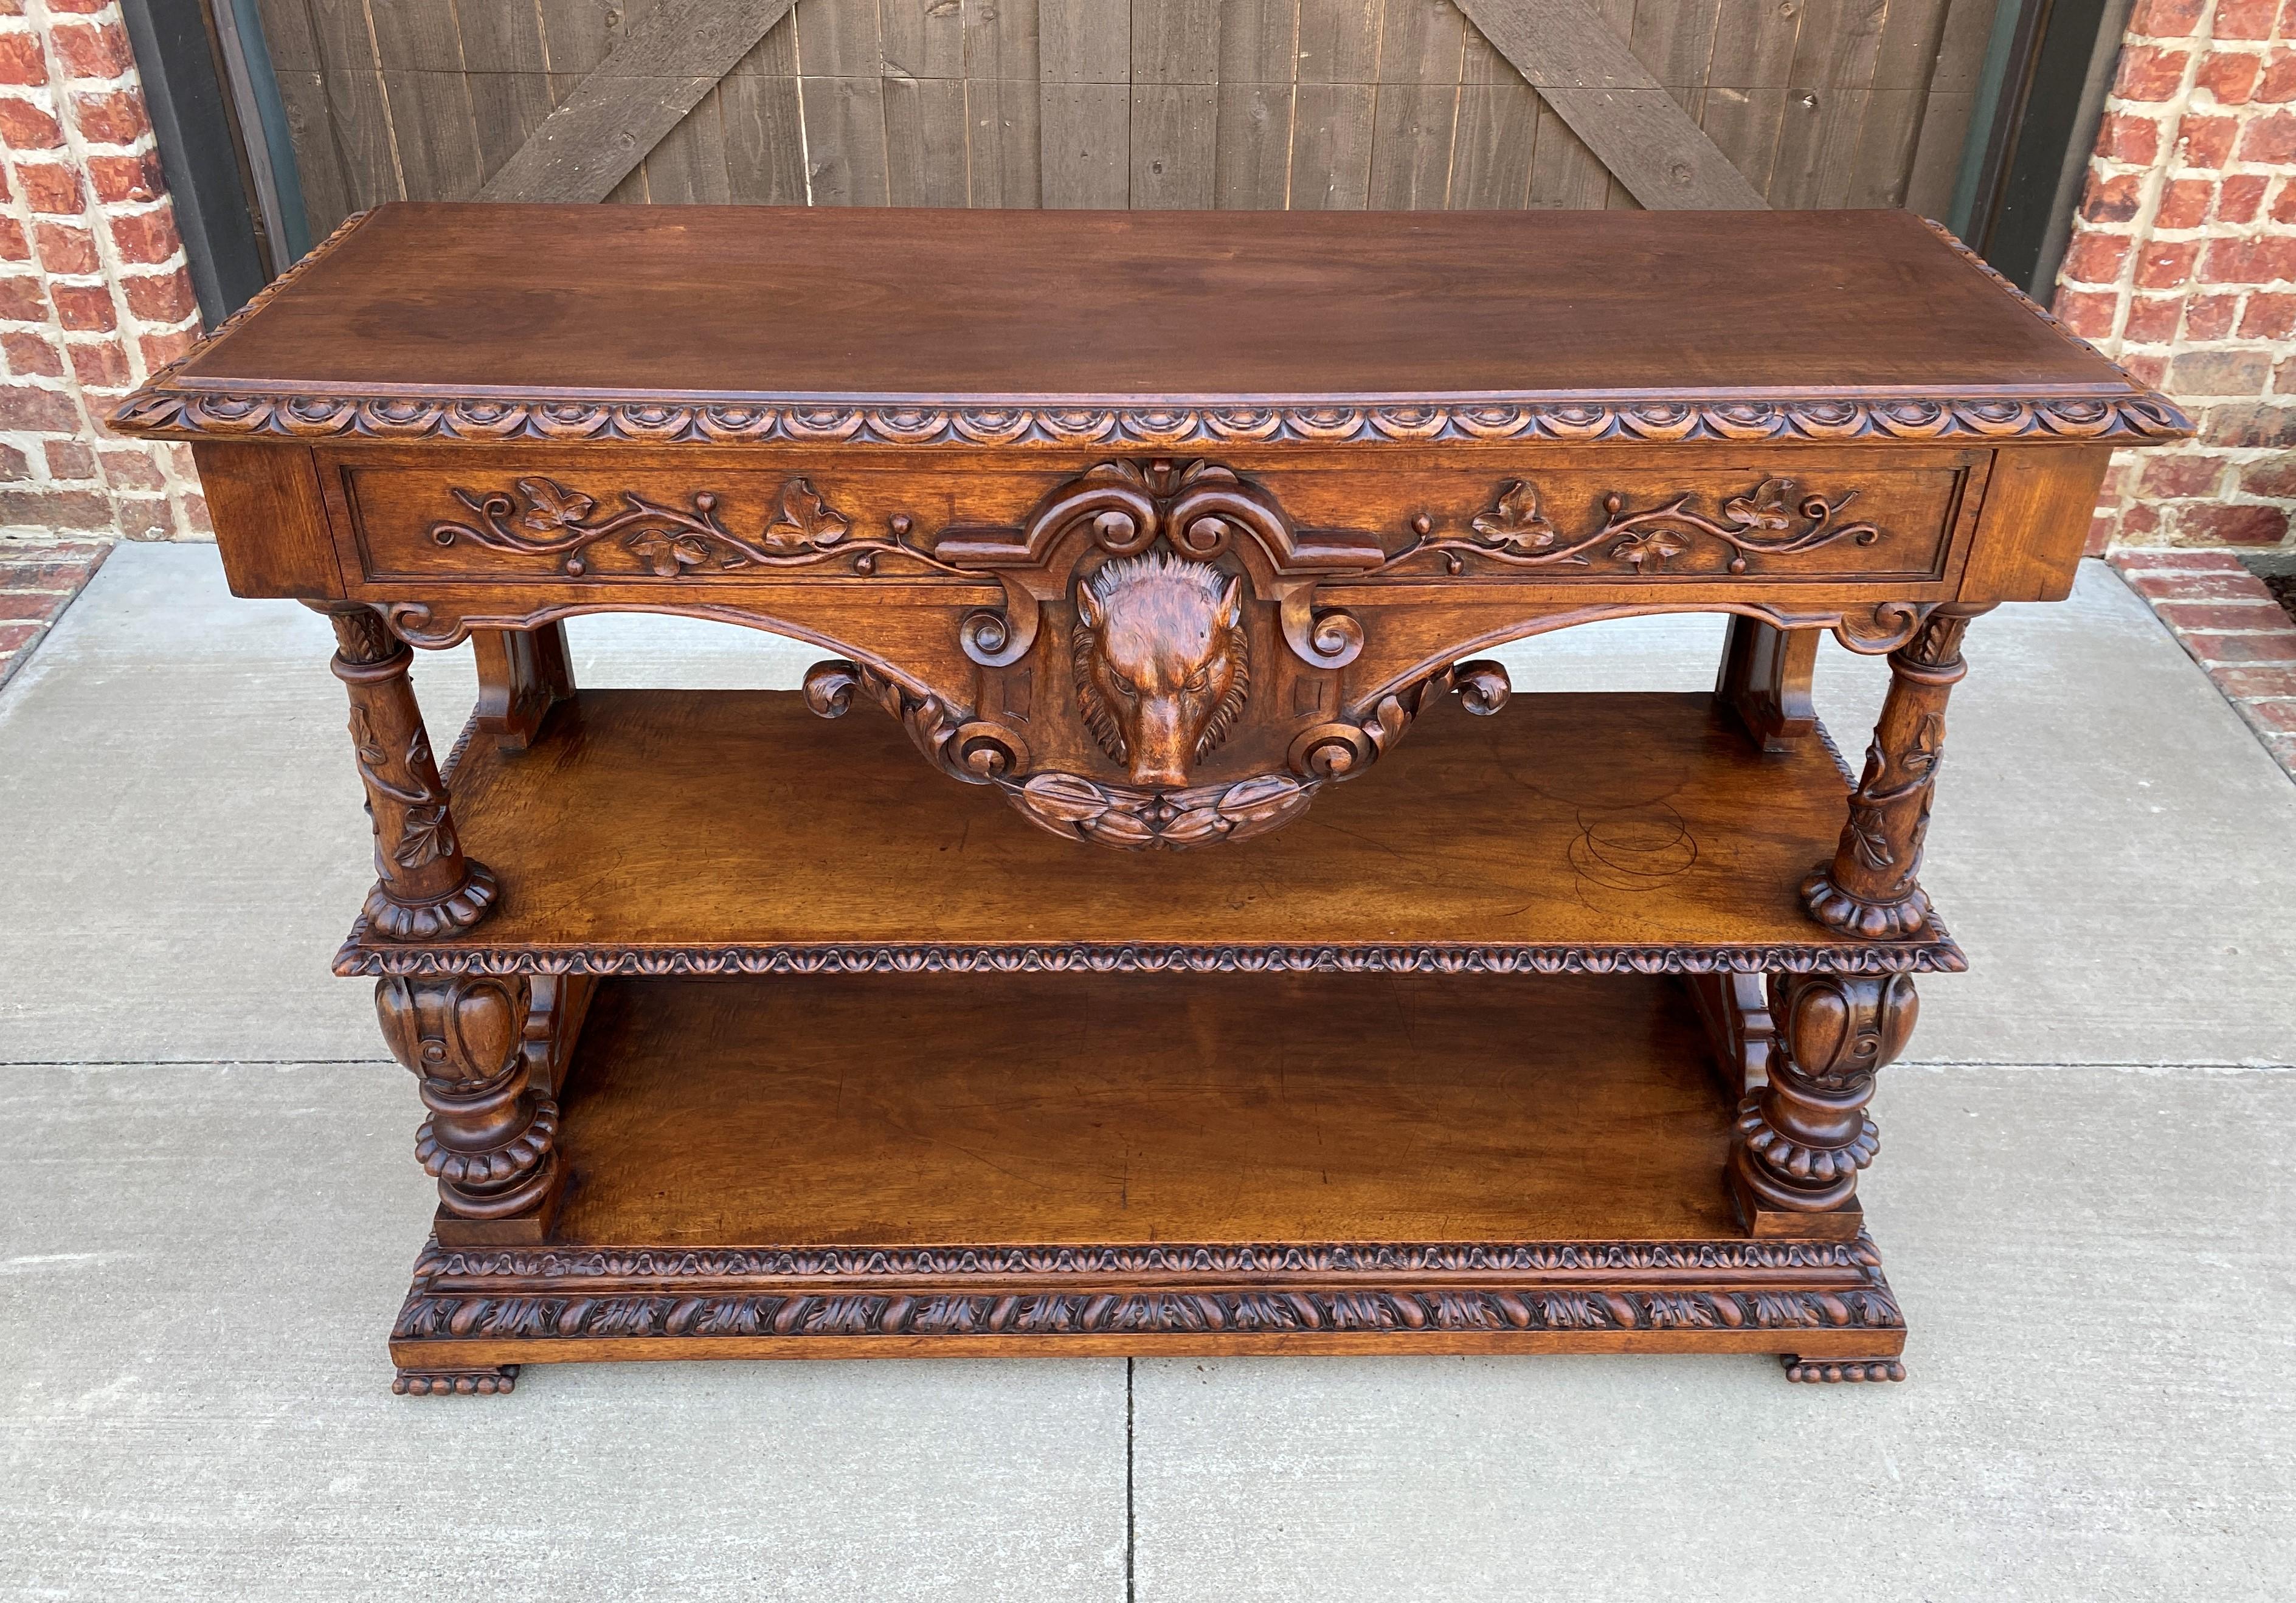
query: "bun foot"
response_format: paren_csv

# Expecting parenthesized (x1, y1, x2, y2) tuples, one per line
(1782, 1354, 1906, 1384)
(392, 1364, 519, 1396)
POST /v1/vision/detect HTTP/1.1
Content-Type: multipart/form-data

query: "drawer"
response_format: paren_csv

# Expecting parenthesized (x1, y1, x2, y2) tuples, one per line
(324, 445, 1982, 591)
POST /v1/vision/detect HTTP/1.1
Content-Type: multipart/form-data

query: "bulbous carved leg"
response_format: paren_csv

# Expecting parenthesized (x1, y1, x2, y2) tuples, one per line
(1802, 607, 1988, 940)
(1730, 971, 1918, 1240)
(316, 603, 497, 939)
(375, 973, 562, 1244)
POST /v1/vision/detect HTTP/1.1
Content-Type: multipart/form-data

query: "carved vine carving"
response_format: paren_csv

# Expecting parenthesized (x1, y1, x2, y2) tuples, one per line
(1372, 476, 1881, 579)
(1803, 609, 1980, 938)
(427, 474, 968, 581)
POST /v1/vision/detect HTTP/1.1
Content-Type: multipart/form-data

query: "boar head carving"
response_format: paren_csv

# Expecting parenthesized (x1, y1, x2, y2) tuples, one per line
(1073, 552, 1250, 788)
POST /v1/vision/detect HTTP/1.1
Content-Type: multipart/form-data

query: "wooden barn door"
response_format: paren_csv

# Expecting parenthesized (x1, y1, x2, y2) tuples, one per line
(252, 0, 1999, 241)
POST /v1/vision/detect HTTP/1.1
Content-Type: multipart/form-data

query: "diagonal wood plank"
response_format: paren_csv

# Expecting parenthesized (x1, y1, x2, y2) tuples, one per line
(476, 0, 797, 203)
(1452, 0, 1769, 209)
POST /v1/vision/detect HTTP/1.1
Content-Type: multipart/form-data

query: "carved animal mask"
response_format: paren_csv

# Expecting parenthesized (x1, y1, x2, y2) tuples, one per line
(1074, 553, 1250, 789)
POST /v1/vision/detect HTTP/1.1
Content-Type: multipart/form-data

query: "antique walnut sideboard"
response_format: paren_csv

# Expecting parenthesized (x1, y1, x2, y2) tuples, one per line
(113, 204, 2188, 1394)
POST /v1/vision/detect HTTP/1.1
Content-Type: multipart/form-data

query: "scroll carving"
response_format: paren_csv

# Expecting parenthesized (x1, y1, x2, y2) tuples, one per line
(427, 474, 966, 581)
(1374, 476, 1881, 578)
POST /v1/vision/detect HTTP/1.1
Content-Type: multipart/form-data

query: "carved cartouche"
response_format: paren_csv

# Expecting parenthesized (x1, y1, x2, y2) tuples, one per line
(1073, 552, 1250, 788)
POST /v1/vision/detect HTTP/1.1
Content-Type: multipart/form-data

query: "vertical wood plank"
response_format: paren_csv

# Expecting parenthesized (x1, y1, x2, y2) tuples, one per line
(1134, 0, 1221, 83)
(1132, 85, 1218, 206)
(1449, 27, 1535, 209)
(643, 89, 735, 201)
(1039, 0, 1127, 205)
(1527, 100, 1609, 209)
(803, 76, 894, 203)
(271, 67, 355, 237)
(887, 77, 973, 203)
(1698, 84, 1789, 199)
(797, 0, 891, 205)
(379, 69, 486, 198)
(1367, 0, 1464, 209)
(882, 0, 967, 80)
(1294, 0, 1379, 86)
(534, 0, 642, 75)
(1707, 0, 1805, 88)
(1040, 84, 1129, 205)
(365, 0, 463, 72)
(721, 67, 809, 202)
(1213, 0, 1296, 207)
(966, 75, 1042, 204)
(1629, 0, 1721, 93)
(1290, 81, 1374, 207)
(301, 0, 403, 204)
(1214, 80, 1293, 205)
(1906, 0, 1997, 217)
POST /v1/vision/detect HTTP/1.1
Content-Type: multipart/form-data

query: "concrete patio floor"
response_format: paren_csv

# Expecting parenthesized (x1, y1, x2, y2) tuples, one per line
(2, 545, 2291, 1600)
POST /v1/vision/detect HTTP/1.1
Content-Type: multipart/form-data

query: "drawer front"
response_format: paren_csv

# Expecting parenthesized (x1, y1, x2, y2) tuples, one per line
(326, 444, 1980, 594)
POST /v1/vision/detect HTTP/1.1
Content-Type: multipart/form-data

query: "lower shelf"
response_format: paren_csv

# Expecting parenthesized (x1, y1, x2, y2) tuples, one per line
(390, 973, 1907, 1381)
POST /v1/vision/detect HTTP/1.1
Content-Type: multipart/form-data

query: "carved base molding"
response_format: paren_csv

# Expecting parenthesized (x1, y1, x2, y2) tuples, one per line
(389, 1233, 1907, 1387)
(1782, 1355, 1907, 1384)
(335, 938, 1969, 980)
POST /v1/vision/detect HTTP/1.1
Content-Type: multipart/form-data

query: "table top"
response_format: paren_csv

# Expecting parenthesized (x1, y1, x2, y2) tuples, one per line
(113, 204, 2185, 449)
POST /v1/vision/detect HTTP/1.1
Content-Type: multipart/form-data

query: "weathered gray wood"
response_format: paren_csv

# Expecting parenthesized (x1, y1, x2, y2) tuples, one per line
(364, 0, 463, 74)
(967, 77, 1043, 205)
(1698, 84, 1789, 199)
(474, 0, 799, 203)
(1039, 0, 1127, 204)
(1627, 0, 1721, 89)
(642, 86, 733, 202)
(1290, 81, 1374, 207)
(378, 70, 485, 199)
(1706, 0, 1806, 89)
(1527, 98, 1611, 208)
(719, 69, 807, 204)
(803, 76, 894, 205)
(1040, 82, 1128, 205)
(1451, 29, 1538, 208)
(1368, 0, 1466, 208)
(1136, 0, 1222, 84)
(886, 77, 972, 205)
(1454, 0, 1767, 207)
(882, 0, 967, 81)
(1132, 84, 1219, 205)
(1214, 80, 1294, 207)
(1295, 0, 1380, 84)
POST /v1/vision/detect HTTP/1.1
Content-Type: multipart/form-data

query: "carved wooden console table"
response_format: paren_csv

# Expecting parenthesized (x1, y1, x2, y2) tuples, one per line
(116, 204, 2187, 1393)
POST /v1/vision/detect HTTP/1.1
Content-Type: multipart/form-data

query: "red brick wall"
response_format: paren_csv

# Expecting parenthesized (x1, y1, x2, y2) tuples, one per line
(2056, 0, 2296, 554)
(0, 0, 205, 542)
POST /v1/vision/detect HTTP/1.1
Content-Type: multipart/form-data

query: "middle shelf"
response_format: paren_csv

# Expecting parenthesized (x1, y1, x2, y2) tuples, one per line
(335, 687, 1962, 976)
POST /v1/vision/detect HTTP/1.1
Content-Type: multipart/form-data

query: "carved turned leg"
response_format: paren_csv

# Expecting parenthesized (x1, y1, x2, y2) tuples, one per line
(376, 973, 563, 1246)
(472, 622, 574, 753)
(1801, 607, 1987, 940)
(1730, 971, 1917, 1241)
(1716, 616, 1817, 752)
(315, 603, 497, 940)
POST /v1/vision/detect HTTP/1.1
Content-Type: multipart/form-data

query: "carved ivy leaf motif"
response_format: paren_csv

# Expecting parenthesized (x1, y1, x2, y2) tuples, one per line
(350, 706, 386, 768)
(762, 477, 851, 553)
(407, 727, 434, 776)
(395, 805, 456, 869)
(1611, 527, 1689, 570)
(514, 477, 593, 533)
(624, 529, 714, 577)
(1902, 712, 1945, 777)
(1362, 693, 1412, 754)
(1722, 476, 1797, 533)
(1468, 480, 1557, 553)
(1845, 804, 1895, 871)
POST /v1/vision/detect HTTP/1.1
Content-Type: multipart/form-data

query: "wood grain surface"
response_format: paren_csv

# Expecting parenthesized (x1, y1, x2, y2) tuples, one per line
(334, 687, 1962, 968)
(168, 204, 2134, 404)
